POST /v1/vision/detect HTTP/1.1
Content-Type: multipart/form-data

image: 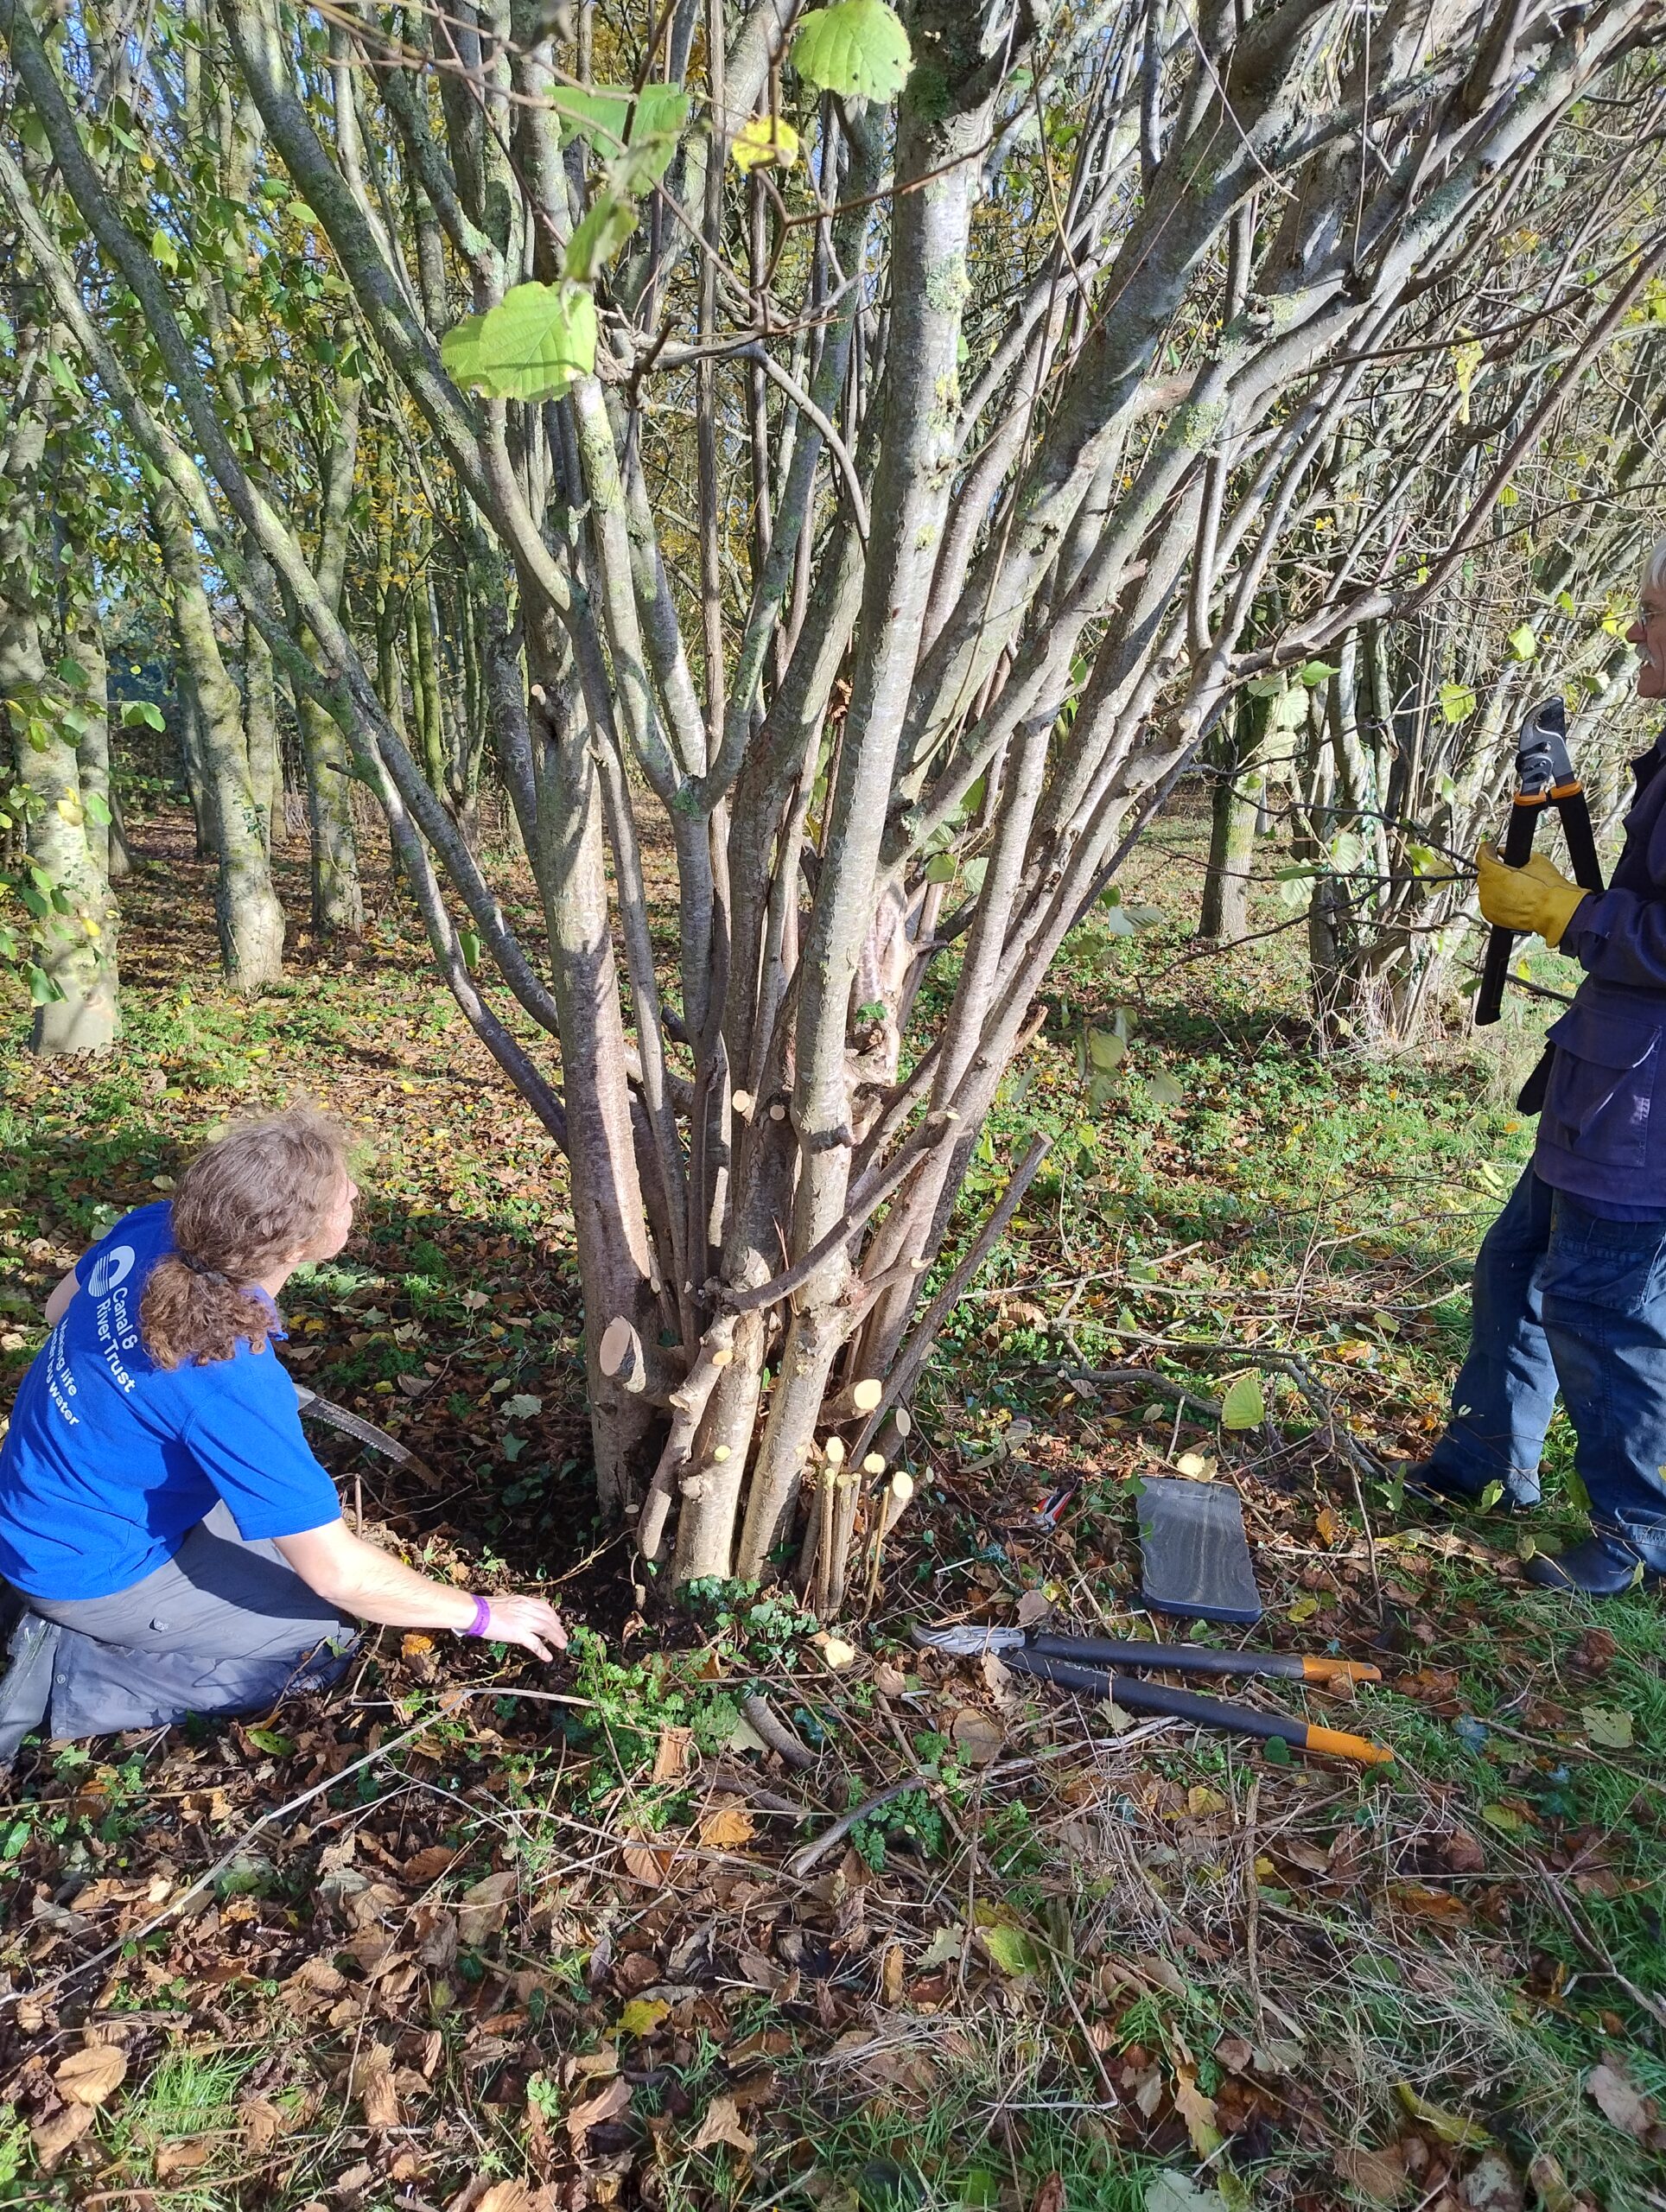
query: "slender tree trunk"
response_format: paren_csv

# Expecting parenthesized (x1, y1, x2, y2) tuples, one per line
(1199, 698, 1264, 942)
(244, 612, 281, 857)
(177, 680, 213, 859)
(152, 486, 286, 987)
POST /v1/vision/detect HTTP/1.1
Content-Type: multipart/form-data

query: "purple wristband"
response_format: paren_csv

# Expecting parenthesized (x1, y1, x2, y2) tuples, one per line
(461, 1594, 491, 1639)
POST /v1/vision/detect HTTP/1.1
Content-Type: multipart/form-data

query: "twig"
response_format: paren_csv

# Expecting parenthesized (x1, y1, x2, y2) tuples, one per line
(785, 1775, 925, 1878)
(741, 1692, 817, 1771)
(1243, 1774, 1264, 2030)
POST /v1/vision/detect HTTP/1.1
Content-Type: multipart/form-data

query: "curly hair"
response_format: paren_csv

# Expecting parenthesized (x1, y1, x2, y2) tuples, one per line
(140, 1107, 350, 1370)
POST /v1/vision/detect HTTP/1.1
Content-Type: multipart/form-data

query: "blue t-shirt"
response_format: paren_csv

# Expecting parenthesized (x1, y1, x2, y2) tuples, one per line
(0, 1203, 341, 1601)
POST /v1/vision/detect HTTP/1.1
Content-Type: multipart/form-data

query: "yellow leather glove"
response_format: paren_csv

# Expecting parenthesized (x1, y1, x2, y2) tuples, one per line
(1475, 842, 1589, 948)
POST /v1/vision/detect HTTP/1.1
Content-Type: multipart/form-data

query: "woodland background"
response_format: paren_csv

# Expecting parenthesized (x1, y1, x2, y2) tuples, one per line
(3, 3, 1666, 2210)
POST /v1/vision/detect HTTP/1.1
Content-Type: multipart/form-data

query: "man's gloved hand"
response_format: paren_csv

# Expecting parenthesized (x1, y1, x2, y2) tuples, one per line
(1476, 842, 1589, 948)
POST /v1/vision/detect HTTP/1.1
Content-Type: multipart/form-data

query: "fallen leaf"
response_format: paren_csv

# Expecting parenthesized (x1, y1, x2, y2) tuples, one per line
(31, 2104, 93, 2169)
(478, 2187, 538, 2212)
(403, 1845, 460, 1884)
(456, 1870, 518, 1945)
(699, 1802, 756, 1850)
(1173, 2066, 1224, 2159)
(1316, 1504, 1343, 1545)
(1186, 1785, 1227, 1818)
(618, 1997, 670, 2036)
(350, 2040, 401, 2129)
(155, 2139, 215, 2181)
(881, 1942, 905, 2005)
(54, 2044, 128, 2107)
(500, 1392, 543, 1420)
(1029, 2175, 1065, 2212)
(567, 2072, 631, 2148)
(1144, 2174, 1226, 2212)
(1461, 2151, 1523, 2212)
(622, 1840, 675, 1886)
(239, 2096, 285, 2154)
(1287, 1595, 1320, 1624)
(918, 1923, 964, 1969)
(1580, 1705, 1634, 1750)
(401, 1633, 436, 1662)
(1014, 1588, 1053, 1628)
(652, 1726, 692, 1781)
(1526, 2152, 1575, 2212)
(1587, 2056, 1656, 2138)
(1478, 1803, 1527, 1834)
(689, 2091, 755, 2155)
(979, 1920, 1040, 1976)
(1336, 2144, 1410, 2204)
(1393, 2083, 1492, 2148)
(951, 1707, 1004, 1767)
(874, 1662, 907, 1697)
(815, 1634, 858, 1669)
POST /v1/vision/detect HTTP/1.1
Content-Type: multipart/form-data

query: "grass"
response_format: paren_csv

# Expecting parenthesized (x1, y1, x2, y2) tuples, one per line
(2, 796, 1664, 2209)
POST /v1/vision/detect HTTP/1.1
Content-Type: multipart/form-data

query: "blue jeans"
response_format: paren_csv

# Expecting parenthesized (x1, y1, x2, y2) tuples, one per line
(1428, 1166, 1666, 1568)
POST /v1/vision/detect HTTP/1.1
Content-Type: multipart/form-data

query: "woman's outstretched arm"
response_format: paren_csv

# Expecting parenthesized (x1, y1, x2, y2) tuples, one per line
(276, 1519, 568, 1660)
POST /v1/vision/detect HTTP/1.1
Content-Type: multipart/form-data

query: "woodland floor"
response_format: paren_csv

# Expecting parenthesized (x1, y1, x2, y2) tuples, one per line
(1, 795, 1663, 2212)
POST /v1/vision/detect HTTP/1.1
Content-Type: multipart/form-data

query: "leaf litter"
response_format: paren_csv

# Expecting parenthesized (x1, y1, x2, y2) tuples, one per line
(2, 817, 1665, 2210)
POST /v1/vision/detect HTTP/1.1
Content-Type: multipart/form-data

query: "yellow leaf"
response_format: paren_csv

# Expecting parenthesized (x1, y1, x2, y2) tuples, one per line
(1173, 2066, 1224, 2158)
(698, 1802, 756, 1850)
(730, 115, 799, 173)
(56, 795, 84, 825)
(1287, 1596, 1320, 1624)
(1314, 1505, 1341, 1545)
(1393, 2082, 1493, 2148)
(401, 1633, 435, 1660)
(1186, 1785, 1227, 1817)
(617, 1997, 670, 2036)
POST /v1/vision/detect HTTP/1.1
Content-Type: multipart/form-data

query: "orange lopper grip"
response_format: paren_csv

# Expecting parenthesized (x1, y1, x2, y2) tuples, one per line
(1305, 1726, 1395, 1766)
(1300, 1657, 1383, 1685)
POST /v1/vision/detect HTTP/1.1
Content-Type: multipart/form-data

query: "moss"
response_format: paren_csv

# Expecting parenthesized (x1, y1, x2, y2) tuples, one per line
(925, 252, 971, 319)
(903, 58, 952, 124)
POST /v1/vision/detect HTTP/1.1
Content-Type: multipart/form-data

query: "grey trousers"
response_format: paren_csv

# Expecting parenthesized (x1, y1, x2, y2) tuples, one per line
(32, 1501, 349, 1660)
(0, 1503, 356, 1753)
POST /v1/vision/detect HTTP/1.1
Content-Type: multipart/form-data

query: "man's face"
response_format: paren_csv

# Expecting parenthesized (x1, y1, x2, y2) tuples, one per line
(1629, 584, 1666, 702)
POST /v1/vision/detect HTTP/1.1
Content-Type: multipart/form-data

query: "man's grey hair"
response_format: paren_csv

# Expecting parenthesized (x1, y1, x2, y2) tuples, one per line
(1646, 532, 1666, 593)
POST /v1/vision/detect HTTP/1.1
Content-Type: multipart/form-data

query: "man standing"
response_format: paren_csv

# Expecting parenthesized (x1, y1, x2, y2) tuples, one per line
(1414, 542, 1666, 1595)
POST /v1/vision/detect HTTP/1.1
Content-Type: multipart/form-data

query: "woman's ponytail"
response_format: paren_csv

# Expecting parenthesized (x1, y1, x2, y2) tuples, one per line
(139, 1107, 348, 1370)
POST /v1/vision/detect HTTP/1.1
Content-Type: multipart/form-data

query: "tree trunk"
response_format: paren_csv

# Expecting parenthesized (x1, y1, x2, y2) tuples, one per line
(0, 383, 118, 1052)
(244, 612, 282, 857)
(1199, 697, 1263, 941)
(153, 486, 286, 988)
(177, 681, 213, 860)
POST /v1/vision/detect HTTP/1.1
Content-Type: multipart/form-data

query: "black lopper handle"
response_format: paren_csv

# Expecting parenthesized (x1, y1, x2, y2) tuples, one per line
(1556, 791, 1606, 896)
(1029, 1634, 1304, 1681)
(1004, 1649, 1308, 1749)
(1475, 797, 1542, 1027)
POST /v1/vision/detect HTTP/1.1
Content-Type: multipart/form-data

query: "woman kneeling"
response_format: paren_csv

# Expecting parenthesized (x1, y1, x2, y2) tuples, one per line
(0, 1108, 563, 1751)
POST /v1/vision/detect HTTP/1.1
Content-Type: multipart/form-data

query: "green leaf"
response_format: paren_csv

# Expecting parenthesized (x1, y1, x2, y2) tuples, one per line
(26, 963, 61, 1006)
(1438, 681, 1476, 724)
(617, 1996, 670, 2036)
(791, 0, 913, 101)
(551, 83, 690, 173)
(472, 283, 597, 403)
(151, 225, 179, 272)
(923, 851, 956, 884)
(564, 191, 639, 283)
(978, 1920, 1040, 1976)
(1298, 659, 1339, 687)
(1220, 1373, 1265, 1430)
(441, 312, 488, 389)
(1506, 623, 1538, 662)
(246, 1726, 295, 1757)
(1086, 1027, 1126, 1074)
(1580, 1704, 1634, 1749)
(56, 656, 88, 690)
(121, 699, 165, 731)
(1478, 1802, 1526, 1834)
(960, 856, 988, 893)
(1145, 1070, 1184, 1109)
(1261, 1733, 1291, 1766)
(83, 791, 111, 826)
(458, 926, 482, 969)
(1477, 1480, 1504, 1510)
(1100, 903, 1137, 936)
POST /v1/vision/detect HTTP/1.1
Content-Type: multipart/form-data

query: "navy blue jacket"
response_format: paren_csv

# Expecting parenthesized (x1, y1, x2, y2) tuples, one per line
(1536, 734, 1666, 1205)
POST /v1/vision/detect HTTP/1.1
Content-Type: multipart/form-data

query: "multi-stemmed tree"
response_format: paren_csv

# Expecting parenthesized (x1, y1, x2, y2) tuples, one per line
(3, 0, 1663, 1604)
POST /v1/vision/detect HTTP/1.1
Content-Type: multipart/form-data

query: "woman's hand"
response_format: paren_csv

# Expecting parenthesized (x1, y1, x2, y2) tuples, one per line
(480, 1593, 569, 1661)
